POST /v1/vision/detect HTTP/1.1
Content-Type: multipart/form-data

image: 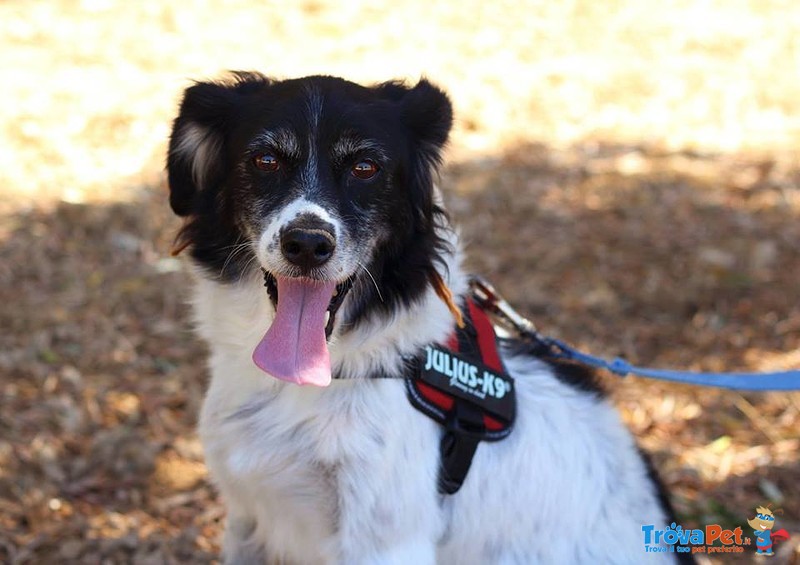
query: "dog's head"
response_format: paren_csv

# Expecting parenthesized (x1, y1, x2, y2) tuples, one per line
(167, 73, 453, 385)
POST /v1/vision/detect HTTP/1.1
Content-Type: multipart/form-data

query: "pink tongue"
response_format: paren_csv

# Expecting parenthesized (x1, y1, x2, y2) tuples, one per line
(252, 276, 336, 386)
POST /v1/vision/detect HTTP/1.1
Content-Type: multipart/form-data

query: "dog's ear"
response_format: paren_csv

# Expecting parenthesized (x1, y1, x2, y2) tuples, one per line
(383, 79, 453, 224)
(167, 72, 270, 216)
(399, 79, 453, 155)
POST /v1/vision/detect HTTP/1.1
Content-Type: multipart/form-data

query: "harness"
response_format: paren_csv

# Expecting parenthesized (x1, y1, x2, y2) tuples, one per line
(405, 298, 516, 494)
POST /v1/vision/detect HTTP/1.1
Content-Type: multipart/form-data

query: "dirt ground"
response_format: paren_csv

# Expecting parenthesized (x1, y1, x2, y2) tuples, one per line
(1, 1, 799, 563)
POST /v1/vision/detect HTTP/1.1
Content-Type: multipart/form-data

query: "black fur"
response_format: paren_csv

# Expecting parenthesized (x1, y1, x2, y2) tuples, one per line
(167, 73, 453, 332)
(638, 449, 696, 564)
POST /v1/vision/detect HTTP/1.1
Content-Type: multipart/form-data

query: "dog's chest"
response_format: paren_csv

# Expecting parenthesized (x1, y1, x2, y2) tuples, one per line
(199, 377, 442, 555)
(202, 380, 392, 481)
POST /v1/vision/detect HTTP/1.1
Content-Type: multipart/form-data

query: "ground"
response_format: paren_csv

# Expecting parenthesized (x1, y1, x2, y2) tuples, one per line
(0, 0, 798, 563)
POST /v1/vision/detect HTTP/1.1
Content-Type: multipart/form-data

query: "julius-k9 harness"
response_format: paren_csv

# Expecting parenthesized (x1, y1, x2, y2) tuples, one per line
(406, 298, 516, 494)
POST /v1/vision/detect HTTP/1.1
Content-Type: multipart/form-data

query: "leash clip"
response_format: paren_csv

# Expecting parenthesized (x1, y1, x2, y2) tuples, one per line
(469, 276, 540, 339)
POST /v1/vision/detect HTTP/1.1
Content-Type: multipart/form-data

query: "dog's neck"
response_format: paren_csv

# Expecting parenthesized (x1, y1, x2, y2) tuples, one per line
(331, 229, 468, 380)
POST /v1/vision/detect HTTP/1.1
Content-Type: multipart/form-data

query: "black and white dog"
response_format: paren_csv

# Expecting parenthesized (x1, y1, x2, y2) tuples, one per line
(167, 73, 684, 563)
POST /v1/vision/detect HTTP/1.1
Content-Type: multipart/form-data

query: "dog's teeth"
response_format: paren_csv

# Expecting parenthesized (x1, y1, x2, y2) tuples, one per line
(325, 311, 331, 326)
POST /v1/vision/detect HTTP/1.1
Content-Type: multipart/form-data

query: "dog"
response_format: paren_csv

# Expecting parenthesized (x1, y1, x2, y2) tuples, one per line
(167, 72, 688, 564)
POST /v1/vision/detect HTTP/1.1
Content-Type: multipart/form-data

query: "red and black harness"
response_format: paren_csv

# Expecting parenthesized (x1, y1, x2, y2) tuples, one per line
(405, 298, 516, 494)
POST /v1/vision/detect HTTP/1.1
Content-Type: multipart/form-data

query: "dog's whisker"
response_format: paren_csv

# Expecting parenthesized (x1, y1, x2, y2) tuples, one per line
(236, 253, 260, 285)
(218, 240, 251, 251)
(219, 239, 252, 278)
(356, 261, 383, 303)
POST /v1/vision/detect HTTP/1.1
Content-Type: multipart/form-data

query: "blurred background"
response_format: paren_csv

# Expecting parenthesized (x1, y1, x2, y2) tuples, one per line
(1, 0, 799, 562)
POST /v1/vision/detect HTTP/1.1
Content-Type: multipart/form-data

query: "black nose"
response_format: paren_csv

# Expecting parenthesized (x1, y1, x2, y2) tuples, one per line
(280, 228, 336, 270)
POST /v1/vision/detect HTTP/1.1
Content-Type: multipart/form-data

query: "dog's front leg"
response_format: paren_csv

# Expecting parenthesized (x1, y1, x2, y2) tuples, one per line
(336, 516, 440, 565)
(221, 513, 268, 565)
(332, 412, 444, 565)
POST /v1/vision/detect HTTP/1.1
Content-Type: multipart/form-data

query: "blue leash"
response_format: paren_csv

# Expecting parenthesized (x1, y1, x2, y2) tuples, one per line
(540, 337, 800, 391)
(469, 277, 800, 392)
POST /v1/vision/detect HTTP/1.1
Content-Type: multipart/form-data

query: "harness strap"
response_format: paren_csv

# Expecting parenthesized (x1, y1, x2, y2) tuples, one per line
(439, 401, 484, 495)
(467, 299, 504, 372)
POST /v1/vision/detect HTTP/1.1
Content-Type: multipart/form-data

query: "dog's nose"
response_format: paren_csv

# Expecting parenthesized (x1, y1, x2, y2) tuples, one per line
(280, 227, 336, 270)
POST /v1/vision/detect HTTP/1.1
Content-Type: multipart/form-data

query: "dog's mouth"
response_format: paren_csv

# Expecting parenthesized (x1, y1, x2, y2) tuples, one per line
(252, 270, 353, 387)
(262, 271, 353, 339)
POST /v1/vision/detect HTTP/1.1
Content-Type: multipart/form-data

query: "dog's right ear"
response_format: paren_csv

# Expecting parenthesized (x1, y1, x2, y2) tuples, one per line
(167, 72, 270, 216)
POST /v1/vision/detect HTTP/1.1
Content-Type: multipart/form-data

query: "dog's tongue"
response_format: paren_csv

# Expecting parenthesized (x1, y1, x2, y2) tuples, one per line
(252, 276, 336, 386)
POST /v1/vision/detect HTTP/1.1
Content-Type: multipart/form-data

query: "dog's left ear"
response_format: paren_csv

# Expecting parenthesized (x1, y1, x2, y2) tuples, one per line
(399, 79, 453, 155)
(390, 79, 453, 223)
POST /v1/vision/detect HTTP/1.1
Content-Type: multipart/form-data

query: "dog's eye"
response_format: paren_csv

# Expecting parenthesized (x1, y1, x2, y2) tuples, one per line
(351, 160, 379, 180)
(253, 153, 280, 172)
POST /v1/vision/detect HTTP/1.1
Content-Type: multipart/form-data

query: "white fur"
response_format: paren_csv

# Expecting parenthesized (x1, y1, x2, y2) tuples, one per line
(191, 210, 679, 563)
(173, 123, 220, 191)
